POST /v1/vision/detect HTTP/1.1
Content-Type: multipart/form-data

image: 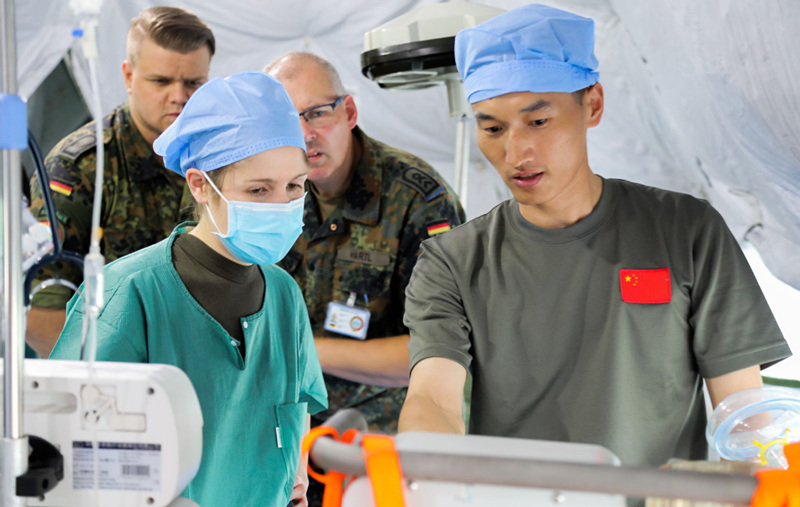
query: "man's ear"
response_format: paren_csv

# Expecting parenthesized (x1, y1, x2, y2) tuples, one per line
(185, 169, 210, 204)
(585, 82, 604, 128)
(122, 60, 134, 95)
(343, 94, 358, 130)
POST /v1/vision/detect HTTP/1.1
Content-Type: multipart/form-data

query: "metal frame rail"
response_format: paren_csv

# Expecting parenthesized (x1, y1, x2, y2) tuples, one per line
(310, 409, 759, 504)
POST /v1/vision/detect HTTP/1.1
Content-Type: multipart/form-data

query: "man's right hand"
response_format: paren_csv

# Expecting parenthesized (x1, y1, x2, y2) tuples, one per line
(26, 307, 66, 357)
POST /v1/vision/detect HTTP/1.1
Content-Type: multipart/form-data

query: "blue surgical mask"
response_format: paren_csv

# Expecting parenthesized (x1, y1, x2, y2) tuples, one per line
(203, 173, 305, 265)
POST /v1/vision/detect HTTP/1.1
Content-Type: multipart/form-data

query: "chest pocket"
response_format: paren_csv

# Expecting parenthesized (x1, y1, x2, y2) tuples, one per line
(335, 260, 395, 324)
(337, 261, 392, 299)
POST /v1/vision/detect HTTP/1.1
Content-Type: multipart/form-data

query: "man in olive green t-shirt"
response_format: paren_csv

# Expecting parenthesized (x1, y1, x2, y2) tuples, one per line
(398, 3, 791, 471)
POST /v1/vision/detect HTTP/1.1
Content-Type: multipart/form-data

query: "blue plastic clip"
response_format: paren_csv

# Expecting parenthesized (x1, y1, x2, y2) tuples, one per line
(0, 94, 27, 150)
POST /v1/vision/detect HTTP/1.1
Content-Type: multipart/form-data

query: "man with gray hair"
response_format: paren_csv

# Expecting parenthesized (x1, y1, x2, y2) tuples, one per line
(265, 52, 464, 503)
(28, 6, 215, 357)
(265, 52, 465, 422)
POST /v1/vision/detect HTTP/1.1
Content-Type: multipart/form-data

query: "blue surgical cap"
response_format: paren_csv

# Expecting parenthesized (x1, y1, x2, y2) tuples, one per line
(455, 4, 599, 103)
(154, 71, 305, 175)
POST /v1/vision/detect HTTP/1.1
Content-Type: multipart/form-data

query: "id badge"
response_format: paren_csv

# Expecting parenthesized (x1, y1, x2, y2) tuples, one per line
(324, 293, 370, 340)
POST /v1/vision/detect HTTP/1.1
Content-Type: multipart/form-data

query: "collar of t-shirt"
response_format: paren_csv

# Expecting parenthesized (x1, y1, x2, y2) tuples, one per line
(171, 232, 264, 348)
(509, 176, 615, 244)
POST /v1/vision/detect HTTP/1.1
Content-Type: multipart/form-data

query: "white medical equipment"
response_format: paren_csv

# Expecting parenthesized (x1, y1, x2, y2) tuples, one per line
(1, 359, 202, 507)
(3, 0, 201, 502)
(707, 386, 800, 469)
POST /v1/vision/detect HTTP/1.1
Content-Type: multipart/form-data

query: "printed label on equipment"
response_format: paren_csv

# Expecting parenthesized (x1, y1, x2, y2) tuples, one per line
(72, 441, 162, 492)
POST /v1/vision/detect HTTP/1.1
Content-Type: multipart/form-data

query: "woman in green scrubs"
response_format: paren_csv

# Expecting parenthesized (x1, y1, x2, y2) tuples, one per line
(50, 71, 327, 507)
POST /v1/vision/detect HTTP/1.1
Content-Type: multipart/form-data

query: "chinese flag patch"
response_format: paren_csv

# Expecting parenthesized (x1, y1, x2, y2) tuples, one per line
(620, 268, 671, 304)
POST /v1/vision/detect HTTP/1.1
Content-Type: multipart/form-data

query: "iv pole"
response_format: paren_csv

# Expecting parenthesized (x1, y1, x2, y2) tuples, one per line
(447, 76, 471, 211)
(1, 0, 31, 502)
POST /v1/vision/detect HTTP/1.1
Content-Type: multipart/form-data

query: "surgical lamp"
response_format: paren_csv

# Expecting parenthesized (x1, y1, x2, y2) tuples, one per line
(361, 1, 505, 209)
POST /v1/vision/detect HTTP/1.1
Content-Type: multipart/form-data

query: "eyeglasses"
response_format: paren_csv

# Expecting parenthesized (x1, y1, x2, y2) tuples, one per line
(298, 96, 344, 126)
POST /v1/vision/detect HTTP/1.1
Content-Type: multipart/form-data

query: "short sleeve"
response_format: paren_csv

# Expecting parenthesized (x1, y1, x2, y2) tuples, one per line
(689, 205, 791, 378)
(404, 238, 473, 373)
(49, 285, 147, 363)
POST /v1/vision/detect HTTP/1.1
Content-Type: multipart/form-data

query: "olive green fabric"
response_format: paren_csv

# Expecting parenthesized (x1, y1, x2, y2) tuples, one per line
(50, 224, 327, 506)
(762, 376, 800, 389)
(406, 177, 791, 467)
(279, 127, 466, 433)
(28, 102, 194, 308)
(172, 232, 264, 353)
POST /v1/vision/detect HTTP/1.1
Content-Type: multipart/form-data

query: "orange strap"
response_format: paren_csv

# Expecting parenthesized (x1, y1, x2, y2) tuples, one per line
(362, 434, 406, 507)
(301, 426, 359, 507)
(752, 442, 800, 507)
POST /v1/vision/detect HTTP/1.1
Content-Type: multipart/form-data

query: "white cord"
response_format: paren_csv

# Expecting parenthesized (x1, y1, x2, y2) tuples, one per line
(69, 4, 106, 502)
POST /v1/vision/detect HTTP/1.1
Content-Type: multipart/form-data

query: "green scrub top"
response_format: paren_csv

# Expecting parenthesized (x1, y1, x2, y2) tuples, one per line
(51, 224, 328, 507)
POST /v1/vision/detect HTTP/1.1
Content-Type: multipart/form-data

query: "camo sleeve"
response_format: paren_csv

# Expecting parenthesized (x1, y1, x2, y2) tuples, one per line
(395, 179, 466, 310)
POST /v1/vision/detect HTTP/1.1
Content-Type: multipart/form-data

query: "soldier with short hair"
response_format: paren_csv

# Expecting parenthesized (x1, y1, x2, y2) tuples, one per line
(27, 6, 215, 357)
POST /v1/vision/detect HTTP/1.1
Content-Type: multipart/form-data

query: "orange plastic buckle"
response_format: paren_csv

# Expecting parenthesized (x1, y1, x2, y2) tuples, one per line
(752, 442, 800, 507)
(301, 426, 360, 507)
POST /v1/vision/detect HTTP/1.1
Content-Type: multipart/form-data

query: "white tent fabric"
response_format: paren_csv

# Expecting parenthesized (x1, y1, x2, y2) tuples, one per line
(15, 0, 800, 292)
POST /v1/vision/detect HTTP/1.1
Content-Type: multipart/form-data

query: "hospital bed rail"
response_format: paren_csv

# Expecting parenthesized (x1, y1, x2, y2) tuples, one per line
(306, 409, 790, 505)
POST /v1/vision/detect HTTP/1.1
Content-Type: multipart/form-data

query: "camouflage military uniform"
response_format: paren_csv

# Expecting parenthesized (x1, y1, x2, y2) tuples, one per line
(28, 102, 194, 308)
(279, 127, 466, 433)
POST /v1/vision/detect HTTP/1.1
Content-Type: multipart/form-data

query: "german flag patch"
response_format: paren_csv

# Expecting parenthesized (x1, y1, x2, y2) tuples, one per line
(426, 221, 451, 237)
(49, 180, 73, 196)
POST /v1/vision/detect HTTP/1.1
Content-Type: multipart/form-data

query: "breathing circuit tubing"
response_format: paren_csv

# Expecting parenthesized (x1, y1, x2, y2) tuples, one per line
(22, 130, 84, 308)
